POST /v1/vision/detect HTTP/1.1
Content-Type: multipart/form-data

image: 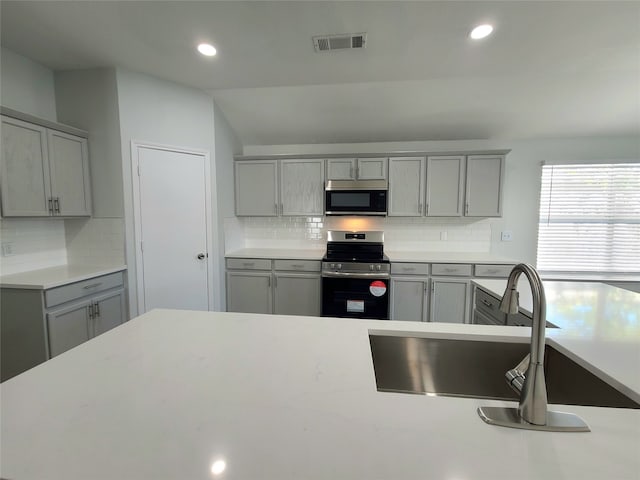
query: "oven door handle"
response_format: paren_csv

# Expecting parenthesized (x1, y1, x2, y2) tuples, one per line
(322, 271, 390, 279)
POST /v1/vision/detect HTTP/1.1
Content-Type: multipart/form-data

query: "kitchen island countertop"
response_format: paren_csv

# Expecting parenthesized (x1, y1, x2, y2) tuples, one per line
(1, 302, 639, 479)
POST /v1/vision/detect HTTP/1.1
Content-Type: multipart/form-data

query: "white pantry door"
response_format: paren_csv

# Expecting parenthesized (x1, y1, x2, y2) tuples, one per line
(134, 145, 211, 312)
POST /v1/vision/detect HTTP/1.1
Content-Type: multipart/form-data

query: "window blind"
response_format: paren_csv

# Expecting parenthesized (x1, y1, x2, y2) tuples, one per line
(537, 163, 640, 274)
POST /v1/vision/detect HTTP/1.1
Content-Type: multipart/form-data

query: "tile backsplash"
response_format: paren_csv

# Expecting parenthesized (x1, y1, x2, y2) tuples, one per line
(228, 216, 492, 252)
(0, 218, 68, 275)
(65, 218, 125, 266)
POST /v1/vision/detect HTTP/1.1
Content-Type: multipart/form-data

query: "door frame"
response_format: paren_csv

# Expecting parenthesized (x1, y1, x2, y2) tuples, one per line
(130, 141, 215, 314)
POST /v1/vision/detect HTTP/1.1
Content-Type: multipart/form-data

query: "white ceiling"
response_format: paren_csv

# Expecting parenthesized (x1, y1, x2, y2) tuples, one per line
(2, 1, 639, 145)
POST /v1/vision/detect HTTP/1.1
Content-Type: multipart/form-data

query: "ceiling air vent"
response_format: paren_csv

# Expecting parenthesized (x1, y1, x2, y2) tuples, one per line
(313, 33, 367, 52)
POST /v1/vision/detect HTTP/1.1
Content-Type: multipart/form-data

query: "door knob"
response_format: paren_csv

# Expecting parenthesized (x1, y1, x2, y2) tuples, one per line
(197, 253, 206, 260)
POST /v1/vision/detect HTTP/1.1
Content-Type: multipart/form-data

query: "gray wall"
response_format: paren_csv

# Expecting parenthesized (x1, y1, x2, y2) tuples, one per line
(213, 102, 242, 310)
(54, 68, 124, 218)
(115, 67, 219, 317)
(244, 137, 640, 265)
(0, 47, 57, 120)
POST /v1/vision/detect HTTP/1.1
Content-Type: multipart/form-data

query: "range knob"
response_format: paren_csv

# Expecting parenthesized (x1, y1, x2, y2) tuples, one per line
(370, 264, 375, 271)
(330, 263, 335, 269)
(337, 264, 343, 270)
(376, 264, 382, 271)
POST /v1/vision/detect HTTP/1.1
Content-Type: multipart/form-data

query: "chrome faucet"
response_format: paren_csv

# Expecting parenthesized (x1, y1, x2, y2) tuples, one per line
(477, 264, 590, 432)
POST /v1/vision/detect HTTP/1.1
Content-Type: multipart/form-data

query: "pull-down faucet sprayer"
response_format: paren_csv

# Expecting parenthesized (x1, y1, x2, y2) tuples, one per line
(477, 264, 590, 432)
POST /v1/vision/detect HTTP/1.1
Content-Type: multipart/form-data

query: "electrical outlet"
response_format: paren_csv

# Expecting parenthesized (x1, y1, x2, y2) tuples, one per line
(440, 231, 448, 241)
(501, 231, 513, 242)
(1, 242, 14, 256)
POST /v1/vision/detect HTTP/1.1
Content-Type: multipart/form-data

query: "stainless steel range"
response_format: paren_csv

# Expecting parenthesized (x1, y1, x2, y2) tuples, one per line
(321, 231, 390, 320)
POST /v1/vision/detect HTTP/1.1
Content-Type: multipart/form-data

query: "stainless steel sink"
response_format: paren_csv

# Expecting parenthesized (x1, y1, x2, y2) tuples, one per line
(369, 335, 639, 409)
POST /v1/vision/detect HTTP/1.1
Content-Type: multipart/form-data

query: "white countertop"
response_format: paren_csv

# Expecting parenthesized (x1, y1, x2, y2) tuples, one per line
(1, 307, 639, 480)
(225, 248, 325, 260)
(0, 264, 127, 290)
(386, 250, 518, 264)
(226, 248, 518, 264)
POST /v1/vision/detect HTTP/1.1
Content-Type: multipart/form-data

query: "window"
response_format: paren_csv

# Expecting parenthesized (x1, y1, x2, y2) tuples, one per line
(537, 163, 640, 274)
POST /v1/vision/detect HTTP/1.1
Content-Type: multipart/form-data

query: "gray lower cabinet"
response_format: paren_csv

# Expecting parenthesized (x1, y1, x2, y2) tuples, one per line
(430, 277, 470, 324)
(390, 277, 429, 322)
(274, 273, 321, 316)
(226, 258, 321, 316)
(1, 271, 126, 381)
(226, 271, 273, 314)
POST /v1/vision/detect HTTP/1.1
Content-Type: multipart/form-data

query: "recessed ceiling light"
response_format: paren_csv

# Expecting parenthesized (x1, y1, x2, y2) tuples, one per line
(469, 24, 493, 40)
(197, 43, 217, 57)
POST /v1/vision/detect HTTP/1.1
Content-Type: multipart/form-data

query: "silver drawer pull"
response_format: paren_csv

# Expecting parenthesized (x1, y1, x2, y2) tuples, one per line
(242, 262, 255, 267)
(83, 282, 102, 290)
(291, 264, 304, 268)
(403, 267, 415, 271)
(481, 299, 493, 308)
(487, 269, 499, 274)
(444, 268, 457, 273)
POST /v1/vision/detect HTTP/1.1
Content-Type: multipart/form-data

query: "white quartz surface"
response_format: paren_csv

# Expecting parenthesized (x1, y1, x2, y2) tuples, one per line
(1, 309, 639, 480)
(225, 248, 325, 260)
(226, 248, 519, 264)
(0, 264, 127, 289)
(386, 250, 518, 264)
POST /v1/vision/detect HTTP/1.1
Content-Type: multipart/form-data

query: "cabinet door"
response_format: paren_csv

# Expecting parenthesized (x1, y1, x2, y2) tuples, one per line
(0, 116, 52, 216)
(92, 288, 126, 337)
(465, 155, 504, 217)
(47, 300, 91, 357)
(226, 271, 272, 314)
(429, 278, 470, 324)
(357, 157, 388, 180)
(390, 277, 428, 321)
(425, 156, 464, 216)
(235, 160, 278, 216)
(388, 157, 425, 216)
(326, 158, 356, 180)
(48, 130, 91, 216)
(280, 159, 324, 216)
(274, 273, 321, 316)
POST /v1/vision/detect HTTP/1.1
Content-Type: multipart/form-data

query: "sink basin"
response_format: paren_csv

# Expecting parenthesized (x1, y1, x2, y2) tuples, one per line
(369, 335, 639, 409)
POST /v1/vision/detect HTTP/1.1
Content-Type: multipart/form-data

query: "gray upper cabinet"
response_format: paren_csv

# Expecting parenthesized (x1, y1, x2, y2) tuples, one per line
(465, 155, 504, 217)
(235, 160, 278, 216)
(426, 155, 464, 217)
(388, 157, 425, 216)
(326, 157, 388, 180)
(280, 159, 324, 216)
(1, 115, 91, 217)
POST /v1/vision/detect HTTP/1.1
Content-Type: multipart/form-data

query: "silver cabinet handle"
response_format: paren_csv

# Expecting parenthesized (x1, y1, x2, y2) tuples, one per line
(274, 203, 278, 214)
(425, 203, 429, 215)
(465, 202, 469, 215)
(291, 264, 304, 268)
(88, 303, 94, 319)
(356, 166, 360, 178)
(48, 198, 54, 214)
(83, 282, 102, 290)
(94, 301, 100, 317)
(403, 267, 415, 272)
(418, 203, 423, 214)
(197, 253, 206, 260)
(444, 268, 456, 273)
(54, 197, 60, 214)
(350, 166, 354, 178)
(242, 262, 255, 267)
(481, 299, 493, 308)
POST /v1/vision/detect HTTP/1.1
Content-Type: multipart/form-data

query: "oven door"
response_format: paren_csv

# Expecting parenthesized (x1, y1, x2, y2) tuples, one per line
(321, 273, 389, 320)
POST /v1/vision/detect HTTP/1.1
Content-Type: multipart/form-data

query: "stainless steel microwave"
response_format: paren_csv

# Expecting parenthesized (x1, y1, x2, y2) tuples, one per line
(325, 180, 388, 216)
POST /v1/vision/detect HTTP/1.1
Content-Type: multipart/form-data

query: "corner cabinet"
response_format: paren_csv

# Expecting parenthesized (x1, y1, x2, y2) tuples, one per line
(1, 114, 91, 217)
(235, 159, 324, 217)
(1, 270, 127, 381)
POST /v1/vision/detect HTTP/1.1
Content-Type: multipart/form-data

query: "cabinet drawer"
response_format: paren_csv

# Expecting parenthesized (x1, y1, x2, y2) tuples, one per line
(431, 263, 472, 276)
(226, 258, 272, 270)
(273, 259, 320, 272)
(474, 264, 515, 277)
(475, 288, 506, 323)
(45, 272, 124, 308)
(391, 263, 430, 275)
